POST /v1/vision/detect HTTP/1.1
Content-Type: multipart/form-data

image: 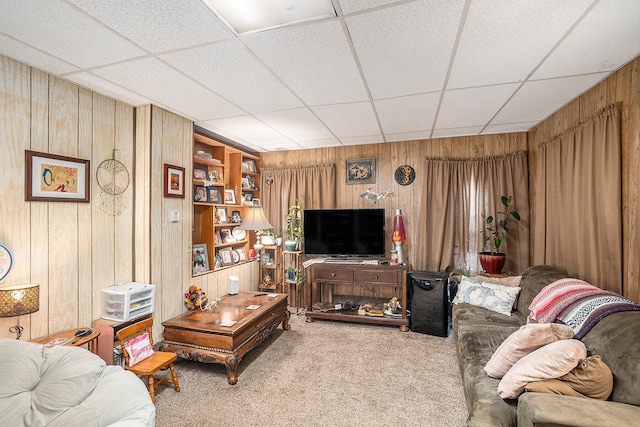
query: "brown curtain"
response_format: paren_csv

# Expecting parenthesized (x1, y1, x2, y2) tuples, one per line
(533, 103, 622, 292)
(260, 164, 336, 237)
(416, 152, 529, 274)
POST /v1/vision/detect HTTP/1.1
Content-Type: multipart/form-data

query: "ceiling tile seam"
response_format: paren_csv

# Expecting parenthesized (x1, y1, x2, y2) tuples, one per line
(339, 0, 416, 18)
(0, 30, 82, 72)
(481, 0, 601, 133)
(331, 0, 387, 143)
(428, 0, 472, 139)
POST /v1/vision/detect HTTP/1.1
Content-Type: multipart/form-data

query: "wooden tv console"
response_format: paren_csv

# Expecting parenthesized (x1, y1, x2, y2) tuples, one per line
(305, 262, 409, 331)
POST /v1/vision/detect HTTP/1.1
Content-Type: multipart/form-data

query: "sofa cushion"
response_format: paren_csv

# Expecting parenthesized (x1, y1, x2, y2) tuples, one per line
(453, 277, 521, 316)
(498, 339, 586, 399)
(581, 310, 640, 406)
(124, 332, 155, 367)
(485, 323, 574, 378)
(516, 265, 569, 317)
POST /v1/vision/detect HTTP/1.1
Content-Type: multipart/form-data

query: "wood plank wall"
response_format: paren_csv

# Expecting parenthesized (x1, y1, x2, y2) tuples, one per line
(261, 134, 527, 270)
(0, 55, 257, 341)
(529, 56, 640, 303)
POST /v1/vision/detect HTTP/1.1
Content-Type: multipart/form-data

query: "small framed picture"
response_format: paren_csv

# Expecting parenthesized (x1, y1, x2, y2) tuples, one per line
(216, 206, 228, 223)
(192, 243, 210, 275)
(220, 229, 235, 243)
(210, 166, 223, 184)
(208, 187, 222, 204)
(193, 168, 207, 180)
(164, 164, 185, 198)
(236, 248, 247, 261)
(346, 157, 376, 185)
(194, 185, 207, 202)
(224, 189, 237, 205)
(25, 150, 90, 202)
(214, 230, 222, 245)
(219, 247, 234, 266)
(241, 177, 250, 189)
(231, 210, 242, 223)
(252, 198, 261, 207)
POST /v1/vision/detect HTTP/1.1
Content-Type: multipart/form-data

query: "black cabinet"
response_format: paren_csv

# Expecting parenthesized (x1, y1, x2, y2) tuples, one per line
(408, 271, 452, 337)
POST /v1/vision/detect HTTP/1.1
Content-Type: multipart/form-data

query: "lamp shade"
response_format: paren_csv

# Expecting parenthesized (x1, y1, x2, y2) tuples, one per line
(0, 284, 39, 317)
(238, 207, 274, 231)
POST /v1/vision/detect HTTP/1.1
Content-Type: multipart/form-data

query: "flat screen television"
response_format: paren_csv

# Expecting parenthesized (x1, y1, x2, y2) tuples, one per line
(303, 208, 386, 258)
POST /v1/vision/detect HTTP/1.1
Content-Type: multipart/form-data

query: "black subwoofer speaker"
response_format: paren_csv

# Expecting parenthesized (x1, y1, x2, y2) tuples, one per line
(409, 271, 450, 337)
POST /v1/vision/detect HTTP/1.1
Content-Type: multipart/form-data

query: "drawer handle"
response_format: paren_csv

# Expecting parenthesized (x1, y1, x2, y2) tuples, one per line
(374, 274, 379, 280)
(331, 273, 336, 278)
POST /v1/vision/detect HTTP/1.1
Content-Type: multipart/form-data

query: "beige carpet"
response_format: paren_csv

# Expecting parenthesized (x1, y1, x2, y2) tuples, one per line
(153, 312, 468, 426)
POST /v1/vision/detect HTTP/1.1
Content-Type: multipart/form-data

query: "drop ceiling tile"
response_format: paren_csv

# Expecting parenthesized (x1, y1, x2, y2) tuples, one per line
(493, 73, 609, 124)
(437, 84, 519, 129)
(256, 108, 335, 142)
(483, 122, 537, 135)
(160, 40, 303, 114)
(0, 0, 146, 69)
(64, 72, 152, 106)
(532, 0, 640, 79)
(340, 135, 385, 145)
(338, 0, 400, 15)
(431, 126, 484, 138)
(448, 0, 593, 89)
(346, 0, 465, 99)
(201, 115, 292, 146)
(67, 0, 232, 53)
(242, 19, 368, 105)
(0, 34, 79, 75)
(375, 93, 440, 135)
(385, 130, 432, 142)
(92, 57, 243, 121)
(311, 102, 381, 138)
(297, 138, 343, 149)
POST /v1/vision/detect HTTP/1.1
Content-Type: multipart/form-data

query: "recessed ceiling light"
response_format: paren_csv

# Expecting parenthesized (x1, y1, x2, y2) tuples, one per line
(202, 0, 336, 35)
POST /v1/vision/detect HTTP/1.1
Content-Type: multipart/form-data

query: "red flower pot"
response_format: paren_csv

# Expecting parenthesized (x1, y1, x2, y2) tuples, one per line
(478, 252, 506, 274)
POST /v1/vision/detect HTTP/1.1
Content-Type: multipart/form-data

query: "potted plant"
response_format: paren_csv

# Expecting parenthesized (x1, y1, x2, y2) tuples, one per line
(479, 195, 521, 274)
(284, 200, 303, 251)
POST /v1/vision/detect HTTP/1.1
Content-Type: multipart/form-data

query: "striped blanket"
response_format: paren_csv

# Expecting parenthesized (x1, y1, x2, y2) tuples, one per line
(529, 279, 640, 339)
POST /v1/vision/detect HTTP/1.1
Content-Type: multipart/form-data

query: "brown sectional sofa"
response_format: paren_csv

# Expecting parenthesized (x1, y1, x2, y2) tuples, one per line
(452, 265, 640, 426)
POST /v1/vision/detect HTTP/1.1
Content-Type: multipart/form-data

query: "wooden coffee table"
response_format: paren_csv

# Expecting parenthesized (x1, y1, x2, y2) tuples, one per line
(32, 327, 100, 354)
(158, 292, 290, 385)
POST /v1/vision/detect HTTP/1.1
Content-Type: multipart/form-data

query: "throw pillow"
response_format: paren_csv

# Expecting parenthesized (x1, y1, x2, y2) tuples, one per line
(524, 355, 613, 400)
(473, 275, 522, 309)
(124, 332, 154, 367)
(497, 339, 586, 399)
(452, 276, 521, 316)
(485, 323, 574, 378)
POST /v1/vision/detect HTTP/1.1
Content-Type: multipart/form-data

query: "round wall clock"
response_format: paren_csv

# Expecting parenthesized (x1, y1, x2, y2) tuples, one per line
(0, 242, 14, 282)
(394, 165, 416, 186)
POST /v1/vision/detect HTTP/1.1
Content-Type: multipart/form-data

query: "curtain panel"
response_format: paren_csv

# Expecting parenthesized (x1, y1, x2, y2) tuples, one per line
(416, 152, 529, 274)
(260, 164, 336, 237)
(533, 103, 622, 293)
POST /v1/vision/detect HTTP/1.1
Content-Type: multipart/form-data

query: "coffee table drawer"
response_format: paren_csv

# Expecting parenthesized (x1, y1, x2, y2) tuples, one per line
(314, 268, 354, 282)
(354, 269, 398, 285)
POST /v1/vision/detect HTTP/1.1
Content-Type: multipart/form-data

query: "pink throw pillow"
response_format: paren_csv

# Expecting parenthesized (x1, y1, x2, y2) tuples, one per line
(124, 332, 154, 367)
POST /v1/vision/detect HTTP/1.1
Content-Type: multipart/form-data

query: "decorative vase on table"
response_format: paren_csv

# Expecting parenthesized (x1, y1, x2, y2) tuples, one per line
(478, 252, 506, 274)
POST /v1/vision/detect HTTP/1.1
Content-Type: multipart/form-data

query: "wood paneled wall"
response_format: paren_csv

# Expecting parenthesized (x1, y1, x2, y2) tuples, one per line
(529, 56, 640, 303)
(262, 134, 527, 269)
(0, 55, 257, 341)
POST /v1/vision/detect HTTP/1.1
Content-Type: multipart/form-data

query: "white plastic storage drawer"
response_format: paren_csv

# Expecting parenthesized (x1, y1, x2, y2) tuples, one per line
(101, 283, 155, 322)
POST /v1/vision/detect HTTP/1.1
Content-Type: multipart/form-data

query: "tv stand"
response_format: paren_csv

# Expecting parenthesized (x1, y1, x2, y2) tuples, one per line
(305, 263, 409, 331)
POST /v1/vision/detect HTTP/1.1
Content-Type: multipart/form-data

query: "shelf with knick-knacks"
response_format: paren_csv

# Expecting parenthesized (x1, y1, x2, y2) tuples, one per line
(192, 133, 261, 275)
(259, 245, 281, 292)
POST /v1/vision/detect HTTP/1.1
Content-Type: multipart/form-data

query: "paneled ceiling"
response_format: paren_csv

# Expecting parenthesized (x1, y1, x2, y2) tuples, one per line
(1, 0, 638, 152)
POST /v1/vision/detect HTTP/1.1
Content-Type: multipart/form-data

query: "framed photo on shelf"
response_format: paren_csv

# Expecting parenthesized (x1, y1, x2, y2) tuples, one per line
(25, 150, 90, 203)
(164, 164, 185, 198)
(220, 229, 235, 243)
(346, 157, 376, 185)
(193, 167, 207, 180)
(219, 247, 234, 266)
(208, 186, 222, 204)
(252, 198, 261, 207)
(236, 248, 247, 261)
(224, 189, 236, 205)
(192, 244, 209, 275)
(194, 185, 207, 202)
(216, 206, 228, 223)
(230, 210, 242, 223)
(214, 230, 222, 245)
(241, 177, 250, 189)
(210, 166, 223, 184)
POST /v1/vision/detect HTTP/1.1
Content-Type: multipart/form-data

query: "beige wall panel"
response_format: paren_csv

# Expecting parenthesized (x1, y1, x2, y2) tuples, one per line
(134, 105, 152, 283)
(77, 87, 93, 327)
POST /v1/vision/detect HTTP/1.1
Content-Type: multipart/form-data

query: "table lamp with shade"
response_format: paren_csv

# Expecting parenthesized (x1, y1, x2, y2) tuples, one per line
(0, 283, 40, 339)
(238, 207, 274, 258)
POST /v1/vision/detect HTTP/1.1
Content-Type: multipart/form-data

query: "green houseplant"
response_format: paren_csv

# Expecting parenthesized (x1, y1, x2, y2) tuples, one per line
(284, 200, 303, 251)
(479, 195, 521, 274)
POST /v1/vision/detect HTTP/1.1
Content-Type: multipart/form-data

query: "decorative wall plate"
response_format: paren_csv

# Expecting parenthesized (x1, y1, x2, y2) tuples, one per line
(0, 242, 14, 282)
(394, 165, 415, 186)
(232, 227, 246, 241)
